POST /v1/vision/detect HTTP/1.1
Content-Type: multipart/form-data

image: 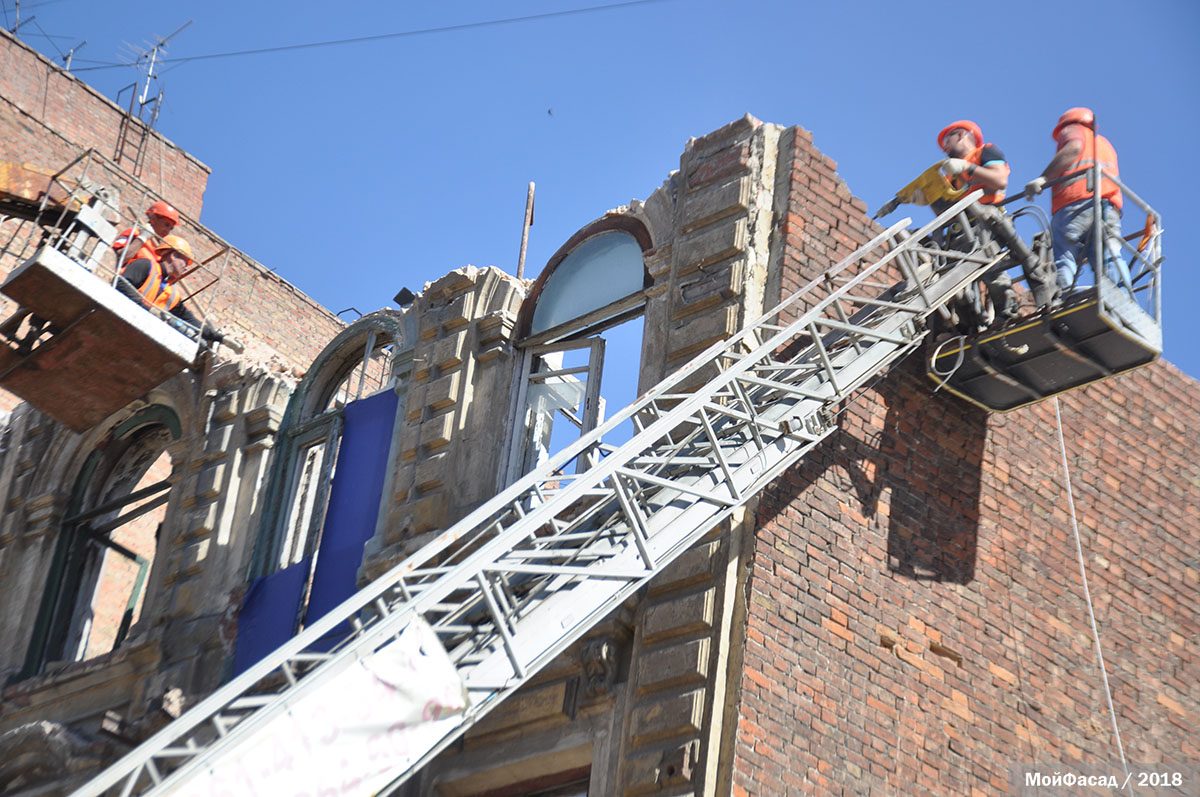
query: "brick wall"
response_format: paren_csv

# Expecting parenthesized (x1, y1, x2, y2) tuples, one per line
(0, 29, 210, 216)
(0, 29, 344, 411)
(731, 128, 1200, 794)
(770, 125, 883, 321)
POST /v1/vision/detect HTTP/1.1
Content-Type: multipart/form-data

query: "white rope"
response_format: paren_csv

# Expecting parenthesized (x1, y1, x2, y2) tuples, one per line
(1053, 396, 1132, 789)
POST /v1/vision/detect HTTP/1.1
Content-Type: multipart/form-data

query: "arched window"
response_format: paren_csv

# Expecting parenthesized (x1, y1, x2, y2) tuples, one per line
(528, 230, 648, 337)
(506, 217, 652, 483)
(20, 406, 181, 678)
(237, 312, 412, 672)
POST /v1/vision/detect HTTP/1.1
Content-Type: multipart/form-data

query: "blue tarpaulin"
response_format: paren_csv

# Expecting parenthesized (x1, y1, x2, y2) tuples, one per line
(232, 387, 399, 670)
(232, 558, 309, 676)
(302, 388, 398, 645)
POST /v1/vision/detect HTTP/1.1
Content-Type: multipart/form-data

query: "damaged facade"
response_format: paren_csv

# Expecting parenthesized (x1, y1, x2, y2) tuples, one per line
(1, 28, 1197, 797)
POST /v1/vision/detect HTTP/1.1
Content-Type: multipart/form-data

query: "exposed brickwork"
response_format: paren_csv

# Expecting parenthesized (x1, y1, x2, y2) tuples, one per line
(731, 127, 1200, 793)
(0, 29, 210, 216)
(772, 125, 883, 321)
(0, 30, 344, 416)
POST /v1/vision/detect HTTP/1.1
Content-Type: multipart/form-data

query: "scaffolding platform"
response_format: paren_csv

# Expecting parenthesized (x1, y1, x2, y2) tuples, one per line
(0, 246, 200, 431)
(927, 277, 1161, 412)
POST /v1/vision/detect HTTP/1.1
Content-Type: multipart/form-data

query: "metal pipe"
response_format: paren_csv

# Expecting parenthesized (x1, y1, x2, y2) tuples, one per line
(65, 478, 172, 524)
(516, 182, 534, 279)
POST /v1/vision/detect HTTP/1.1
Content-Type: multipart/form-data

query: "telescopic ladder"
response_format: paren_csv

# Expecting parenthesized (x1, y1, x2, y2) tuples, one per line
(77, 194, 996, 797)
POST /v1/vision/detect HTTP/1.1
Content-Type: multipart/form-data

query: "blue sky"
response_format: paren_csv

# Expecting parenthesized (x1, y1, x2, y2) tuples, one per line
(8, 0, 1199, 382)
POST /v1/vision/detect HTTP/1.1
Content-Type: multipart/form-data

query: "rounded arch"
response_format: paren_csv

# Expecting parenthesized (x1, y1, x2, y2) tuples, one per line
(20, 404, 184, 678)
(516, 214, 653, 341)
(292, 310, 411, 421)
(67, 405, 182, 517)
(249, 309, 413, 580)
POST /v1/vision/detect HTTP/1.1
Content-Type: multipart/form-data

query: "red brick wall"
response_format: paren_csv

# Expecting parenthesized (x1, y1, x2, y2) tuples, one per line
(0, 29, 210, 217)
(775, 126, 885, 323)
(731, 130, 1200, 794)
(0, 29, 344, 411)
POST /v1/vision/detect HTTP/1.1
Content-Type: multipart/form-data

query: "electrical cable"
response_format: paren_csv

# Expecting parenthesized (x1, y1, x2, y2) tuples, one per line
(8, 0, 73, 10)
(928, 334, 966, 392)
(71, 0, 676, 73)
(1052, 396, 1132, 792)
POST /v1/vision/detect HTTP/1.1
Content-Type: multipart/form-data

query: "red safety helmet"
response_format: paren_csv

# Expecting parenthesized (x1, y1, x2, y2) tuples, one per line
(937, 120, 983, 150)
(1053, 107, 1095, 139)
(146, 199, 180, 225)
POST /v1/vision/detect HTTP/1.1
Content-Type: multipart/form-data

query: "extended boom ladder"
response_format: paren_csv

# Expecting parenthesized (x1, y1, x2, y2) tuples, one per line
(77, 194, 995, 797)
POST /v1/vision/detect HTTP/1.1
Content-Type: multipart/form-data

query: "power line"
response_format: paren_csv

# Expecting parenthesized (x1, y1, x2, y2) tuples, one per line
(11, 0, 73, 9)
(72, 0, 674, 73)
(2, 0, 71, 25)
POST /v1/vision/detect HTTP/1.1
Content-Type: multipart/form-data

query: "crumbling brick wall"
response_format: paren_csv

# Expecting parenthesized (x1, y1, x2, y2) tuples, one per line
(731, 126, 1200, 794)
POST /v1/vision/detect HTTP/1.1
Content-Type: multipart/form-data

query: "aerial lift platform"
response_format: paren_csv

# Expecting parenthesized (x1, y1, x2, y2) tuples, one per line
(0, 153, 210, 431)
(875, 159, 1163, 411)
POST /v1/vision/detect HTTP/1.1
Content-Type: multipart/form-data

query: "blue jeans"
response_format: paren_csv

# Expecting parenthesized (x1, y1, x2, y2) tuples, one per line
(1052, 199, 1132, 292)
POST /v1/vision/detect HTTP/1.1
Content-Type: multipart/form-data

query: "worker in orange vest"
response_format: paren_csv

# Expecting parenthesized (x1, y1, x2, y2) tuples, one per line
(936, 120, 1058, 316)
(938, 119, 1010, 203)
(117, 235, 223, 343)
(1024, 108, 1131, 294)
(113, 199, 180, 266)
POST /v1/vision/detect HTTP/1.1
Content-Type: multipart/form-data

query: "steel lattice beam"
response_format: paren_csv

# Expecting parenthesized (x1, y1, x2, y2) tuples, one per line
(77, 194, 993, 797)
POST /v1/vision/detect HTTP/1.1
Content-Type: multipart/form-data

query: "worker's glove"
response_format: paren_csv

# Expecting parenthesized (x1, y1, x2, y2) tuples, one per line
(200, 322, 226, 345)
(1024, 176, 1047, 200)
(942, 158, 973, 176)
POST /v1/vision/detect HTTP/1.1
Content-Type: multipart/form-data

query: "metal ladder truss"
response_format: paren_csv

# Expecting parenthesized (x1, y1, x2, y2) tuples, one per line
(79, 193, 995, 797)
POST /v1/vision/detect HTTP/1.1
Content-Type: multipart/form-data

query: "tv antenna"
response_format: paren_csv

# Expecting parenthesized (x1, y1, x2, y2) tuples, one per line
(118, 20, 192, 124)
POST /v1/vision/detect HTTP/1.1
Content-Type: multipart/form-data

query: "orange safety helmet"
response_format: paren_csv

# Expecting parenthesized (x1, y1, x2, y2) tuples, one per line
(937, 120, 983, 150)
(1053, 107, 1094, 139)
(154, 234, 194, 264)
(146, 199, 180, 225)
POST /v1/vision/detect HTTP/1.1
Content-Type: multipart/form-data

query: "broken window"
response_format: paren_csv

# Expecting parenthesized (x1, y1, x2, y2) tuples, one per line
(238, 314, 411, 672)
(506, 222, 651, 484)
(272, 327, 404, 572)
(20, 407, 180, 678)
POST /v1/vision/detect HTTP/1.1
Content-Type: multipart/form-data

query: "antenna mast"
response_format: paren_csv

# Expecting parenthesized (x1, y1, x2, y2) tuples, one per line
(128, 20, 192, 122)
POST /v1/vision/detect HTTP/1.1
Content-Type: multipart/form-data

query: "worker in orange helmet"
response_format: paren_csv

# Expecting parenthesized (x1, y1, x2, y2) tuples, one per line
(1024, 108, 1131, 295)
(116, 234, 223, 343)
(112, 199, 181, 266)
(935, 120, 1058, 315)
(937, 120, 1010, 204)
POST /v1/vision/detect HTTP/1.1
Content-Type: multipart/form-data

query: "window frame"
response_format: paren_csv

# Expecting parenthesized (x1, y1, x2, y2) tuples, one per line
(502, 216, 653, 488)
(17, 405, 181, 681)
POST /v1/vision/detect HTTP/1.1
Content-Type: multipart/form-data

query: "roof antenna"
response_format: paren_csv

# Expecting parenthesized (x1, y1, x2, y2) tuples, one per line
(63, 40, 87, 72)
(9, 1, 32, 34)
(121, 20, 192, 125)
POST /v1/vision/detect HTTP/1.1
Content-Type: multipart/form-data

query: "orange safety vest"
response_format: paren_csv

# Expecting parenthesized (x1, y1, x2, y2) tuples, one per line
(122, 256, 183, 312)
(113, 227, 160, 266)
(1051, 131, 1122, 214)
(949, 144, 1009, 204)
